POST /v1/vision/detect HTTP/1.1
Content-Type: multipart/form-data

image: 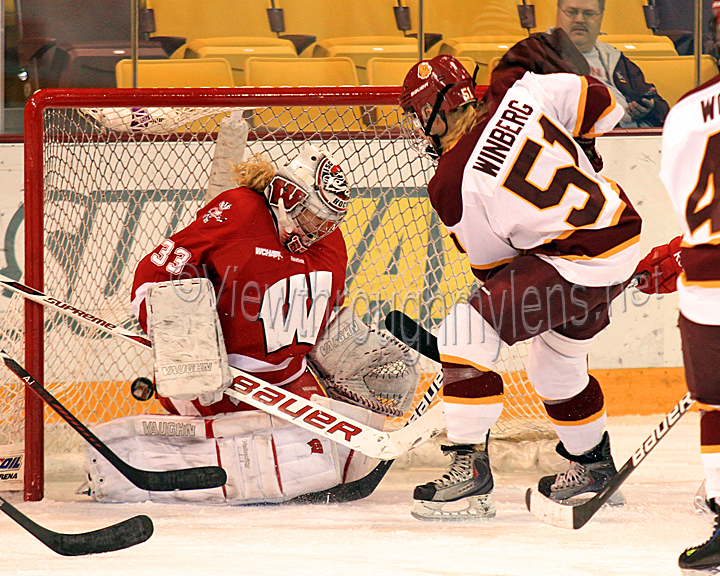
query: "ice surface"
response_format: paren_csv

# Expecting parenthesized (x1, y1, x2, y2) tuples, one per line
(0, 413, 709, 575)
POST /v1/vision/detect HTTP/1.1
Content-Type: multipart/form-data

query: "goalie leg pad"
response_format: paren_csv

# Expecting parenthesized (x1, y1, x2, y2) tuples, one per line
(83, 402, 384, 504)
(146, 278, 231, 404)
(83, 414, 225, 503)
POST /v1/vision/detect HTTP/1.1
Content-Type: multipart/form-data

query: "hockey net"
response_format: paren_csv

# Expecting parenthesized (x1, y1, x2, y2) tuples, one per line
(0, 87, 555, 500)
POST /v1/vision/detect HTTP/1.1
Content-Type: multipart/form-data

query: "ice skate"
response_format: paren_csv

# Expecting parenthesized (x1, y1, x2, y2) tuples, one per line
(411, 441, 495, 521)
(680, 498, 720, 575)
(537, 431, 625, 505)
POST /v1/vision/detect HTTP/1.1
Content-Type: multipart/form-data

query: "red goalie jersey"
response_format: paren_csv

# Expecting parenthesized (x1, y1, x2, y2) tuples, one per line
(131, 187, 347, 415)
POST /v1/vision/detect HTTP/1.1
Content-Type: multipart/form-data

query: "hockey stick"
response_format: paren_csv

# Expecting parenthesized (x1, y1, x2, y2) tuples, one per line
(289, 339, 444, 504)
(0, 348, 227, 492)
(0, 495, 153, 555)
(525, 391, 695, 529)
(1, 277, 445, 460)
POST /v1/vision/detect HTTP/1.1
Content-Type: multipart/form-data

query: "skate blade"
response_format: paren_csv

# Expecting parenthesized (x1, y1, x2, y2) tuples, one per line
(411, 494, 497, 522)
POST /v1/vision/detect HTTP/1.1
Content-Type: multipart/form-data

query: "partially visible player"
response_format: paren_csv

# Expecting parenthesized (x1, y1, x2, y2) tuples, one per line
(399, 55, 642, 520)
(79, 143, 417, 504)
(660, 3, 720, 572)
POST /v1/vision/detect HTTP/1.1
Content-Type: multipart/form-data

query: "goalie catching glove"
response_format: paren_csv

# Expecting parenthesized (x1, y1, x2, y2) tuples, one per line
(634, 235, 683, 295)
(308, 307, 418, 417)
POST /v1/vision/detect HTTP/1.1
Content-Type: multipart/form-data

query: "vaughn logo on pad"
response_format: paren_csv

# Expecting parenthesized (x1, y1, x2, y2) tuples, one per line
(160, 362, 214, 377)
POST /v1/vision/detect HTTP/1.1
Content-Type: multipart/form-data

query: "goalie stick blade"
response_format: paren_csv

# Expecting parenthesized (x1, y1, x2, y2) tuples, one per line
(287, 460, 394, 505)
(0, 349, 227, 492)
(0, 497, 153, 556)
(385, 311, 440, 363)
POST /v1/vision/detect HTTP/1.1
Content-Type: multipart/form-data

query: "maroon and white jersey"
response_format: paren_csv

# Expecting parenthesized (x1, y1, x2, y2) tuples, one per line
(659, 74, 720, 325)
(132, 186, 347, 407)
(430, 72, 642, 286)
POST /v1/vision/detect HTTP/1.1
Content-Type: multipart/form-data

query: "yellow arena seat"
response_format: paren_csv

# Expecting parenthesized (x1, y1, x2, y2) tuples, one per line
(437, 36, 524, 85)
(365, 56, 476, 127)
(115, 57, 234, 88)
(407, 0, 529, 44)
(599, 34, 677, 57)
(629, 55, 719, 107)
(281, 0, 408, 43)
(145, 0, 276, 57)
(309, 36, 419, 85)
(245, 56, 358, 87)
(366, 56, 476, 85)
(115, 58, 235, 133)
(182, 37, 298, 86)
(244, 56, 362, 133)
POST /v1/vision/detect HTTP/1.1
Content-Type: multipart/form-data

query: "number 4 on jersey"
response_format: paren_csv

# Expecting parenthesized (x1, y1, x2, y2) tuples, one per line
(686, 131, 720, 236)
(259, 271, 333, 352)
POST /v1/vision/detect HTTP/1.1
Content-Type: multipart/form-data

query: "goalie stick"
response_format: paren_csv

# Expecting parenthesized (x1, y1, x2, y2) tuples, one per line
(1, 277, 445, 460)
(0, 496, 153, 555)
(525, 392, 696, 529)
(0, 349, 227, 492)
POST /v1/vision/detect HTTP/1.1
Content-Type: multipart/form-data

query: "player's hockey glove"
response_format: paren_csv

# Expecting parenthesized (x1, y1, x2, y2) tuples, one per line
(634, 235, 683, 294)
(575, 136, 603, 173)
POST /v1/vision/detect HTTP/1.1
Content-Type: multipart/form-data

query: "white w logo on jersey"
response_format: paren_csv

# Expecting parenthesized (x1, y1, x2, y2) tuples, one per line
(259, 271, 333, 353)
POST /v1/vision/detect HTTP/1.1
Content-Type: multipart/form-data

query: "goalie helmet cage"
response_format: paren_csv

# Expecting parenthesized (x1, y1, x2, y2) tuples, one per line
(6, 86, 553, 501)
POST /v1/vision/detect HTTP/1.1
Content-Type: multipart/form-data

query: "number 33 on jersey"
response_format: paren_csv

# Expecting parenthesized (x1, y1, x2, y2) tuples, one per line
(430, 72, 642, 287)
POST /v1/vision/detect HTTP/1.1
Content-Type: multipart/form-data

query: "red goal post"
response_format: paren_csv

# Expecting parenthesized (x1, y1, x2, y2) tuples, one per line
(6, 86, 552, 501)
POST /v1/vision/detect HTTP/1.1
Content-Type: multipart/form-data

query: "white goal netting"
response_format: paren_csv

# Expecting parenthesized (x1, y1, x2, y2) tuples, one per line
(0, 89, 555, 493)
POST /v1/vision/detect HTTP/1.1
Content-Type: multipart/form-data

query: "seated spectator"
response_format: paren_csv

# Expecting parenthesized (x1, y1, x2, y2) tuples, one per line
(554, 0, 670, 127)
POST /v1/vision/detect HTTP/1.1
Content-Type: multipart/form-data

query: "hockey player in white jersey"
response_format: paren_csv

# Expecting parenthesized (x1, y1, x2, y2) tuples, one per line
(400, 55, 642, 520)
(661, 3, 720, 572)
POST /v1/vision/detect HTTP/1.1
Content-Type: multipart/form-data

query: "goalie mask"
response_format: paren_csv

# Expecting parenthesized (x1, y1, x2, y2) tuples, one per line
(264, 144, 350, 254)
(399, 55, 477, 159)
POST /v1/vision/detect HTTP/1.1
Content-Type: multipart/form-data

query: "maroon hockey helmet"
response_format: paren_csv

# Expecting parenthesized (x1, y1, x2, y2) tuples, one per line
(399, 55, 477, 157)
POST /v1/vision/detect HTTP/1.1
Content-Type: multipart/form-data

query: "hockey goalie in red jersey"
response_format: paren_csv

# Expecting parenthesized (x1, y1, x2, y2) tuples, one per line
(399, 55, 642, 520)
(78, 143, 417, 505)
(131, 144, 350, 416)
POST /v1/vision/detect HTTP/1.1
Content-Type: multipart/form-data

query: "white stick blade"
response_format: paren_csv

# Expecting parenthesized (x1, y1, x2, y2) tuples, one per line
(525, 488, 575, 529)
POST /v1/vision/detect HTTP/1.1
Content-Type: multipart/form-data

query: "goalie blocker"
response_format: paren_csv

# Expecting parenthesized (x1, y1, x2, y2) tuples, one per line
(146, 277, 232, 405)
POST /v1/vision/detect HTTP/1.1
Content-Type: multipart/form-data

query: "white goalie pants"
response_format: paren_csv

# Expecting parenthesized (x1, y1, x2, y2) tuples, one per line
(83, 397, 383, 504)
